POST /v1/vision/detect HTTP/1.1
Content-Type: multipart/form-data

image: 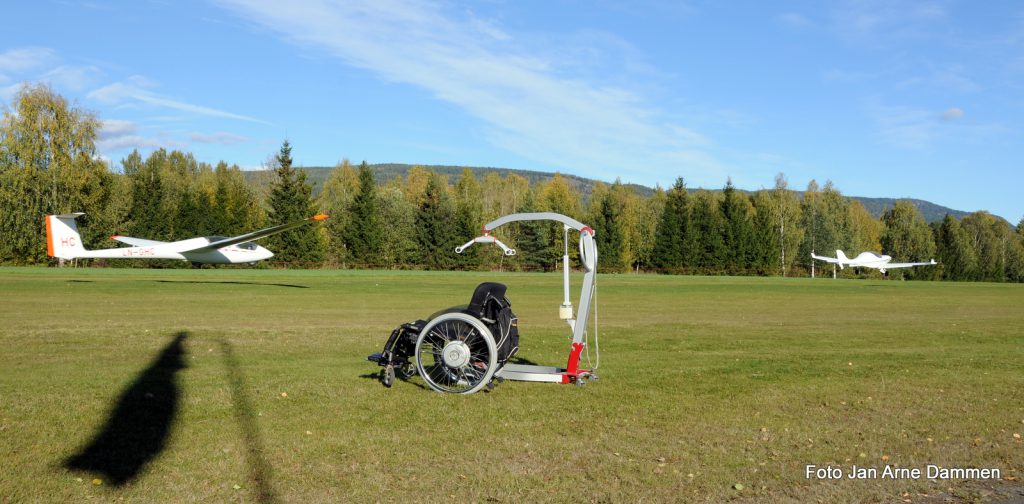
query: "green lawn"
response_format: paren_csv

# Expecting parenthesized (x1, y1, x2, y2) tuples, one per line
(0, 267, 1021, 503)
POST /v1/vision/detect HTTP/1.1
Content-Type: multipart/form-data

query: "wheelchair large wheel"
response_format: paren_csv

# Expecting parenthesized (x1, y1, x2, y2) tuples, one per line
(414, 313, 497, 394)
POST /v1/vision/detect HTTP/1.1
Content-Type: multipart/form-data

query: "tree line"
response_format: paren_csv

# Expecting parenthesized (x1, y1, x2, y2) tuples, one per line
(3, 84, 1023, 281)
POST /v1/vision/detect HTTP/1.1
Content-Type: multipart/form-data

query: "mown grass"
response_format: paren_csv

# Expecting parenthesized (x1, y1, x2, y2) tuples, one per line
(0, 267, 1021, 503)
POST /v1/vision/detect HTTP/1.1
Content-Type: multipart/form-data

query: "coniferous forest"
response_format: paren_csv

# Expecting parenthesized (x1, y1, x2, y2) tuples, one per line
(3, 84, 1023, 281)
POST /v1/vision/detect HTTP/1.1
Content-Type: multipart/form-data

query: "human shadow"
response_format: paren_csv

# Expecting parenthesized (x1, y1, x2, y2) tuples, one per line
(219, 339, 278, 504)
(65, 332, 188, 486)
(155, 280, 308, 289)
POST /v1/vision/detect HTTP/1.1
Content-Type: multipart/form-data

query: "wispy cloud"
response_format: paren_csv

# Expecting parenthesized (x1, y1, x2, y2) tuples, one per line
(831, 0, 950, 46)
(189, 131, 248, 144)
(870, 103, 939, 150)
(0, 47, 103, 102)
(776, 12, 812, 29)
(97, 118, 186, 153)
(41, 65, 105, 92)
(100, 119, 138, 138)
(0, 83, 21, 103)
(821, 67, 873, 84)
(88, 76, 269, 124)
(215, 0, 721, 183)
(97, 134, 170, 152)
(941, 107, 963, 120)
(0, 47, 56, 80)
(868, 101, 1001, 150)
(897, 64, 983, 93)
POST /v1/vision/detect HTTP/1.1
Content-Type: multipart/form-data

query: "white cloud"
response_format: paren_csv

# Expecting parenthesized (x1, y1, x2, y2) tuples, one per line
(868, 100, 948, 150)
(869, 102, 997, 150)
(832, 0, 949, 46)
(87, 76, 269, 124)
(97, 135, 168, 152)
(821, 67, 873, 83)
(0, 47, 56, 79)
(776, 12, 811, 29)
(41, 65, 104, 92)
(215, 0, 722, 183)
(96, 118, 188, 154)
(100, 119, 138, 138)
(189, 131, 249, 144)
(897, 64, 982, 93)
(1, 82, 23, 103)
(941, 107, 963, 120)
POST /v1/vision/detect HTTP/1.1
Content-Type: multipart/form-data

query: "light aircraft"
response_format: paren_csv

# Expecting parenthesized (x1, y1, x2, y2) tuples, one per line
(810, 250, 936, 274)
(46, 213, 328, 266)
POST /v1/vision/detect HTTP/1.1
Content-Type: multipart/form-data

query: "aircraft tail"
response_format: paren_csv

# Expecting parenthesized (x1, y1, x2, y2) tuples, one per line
(835, 250, 848, 269)
(46, 213, 87, 259)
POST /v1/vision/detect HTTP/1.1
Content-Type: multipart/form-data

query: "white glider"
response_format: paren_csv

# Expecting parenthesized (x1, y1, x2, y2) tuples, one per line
(46, 213, 328, 266)
(810, 250, 936, 274)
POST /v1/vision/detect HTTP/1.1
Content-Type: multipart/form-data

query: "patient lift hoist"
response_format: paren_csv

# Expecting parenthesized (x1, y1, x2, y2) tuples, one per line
(368, 212, 600, 394)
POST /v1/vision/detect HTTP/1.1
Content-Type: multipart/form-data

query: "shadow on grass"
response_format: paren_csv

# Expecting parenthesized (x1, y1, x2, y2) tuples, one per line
(508, 355, 541, 366)
(359, 370, 429, 390)
(155, 280, 308, 289)
(65, 332, 188, 486)
(219, 339, 278, 504)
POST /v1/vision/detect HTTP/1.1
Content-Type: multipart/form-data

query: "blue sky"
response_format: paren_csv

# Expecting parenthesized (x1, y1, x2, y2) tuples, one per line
(2, 1, 1022, 221)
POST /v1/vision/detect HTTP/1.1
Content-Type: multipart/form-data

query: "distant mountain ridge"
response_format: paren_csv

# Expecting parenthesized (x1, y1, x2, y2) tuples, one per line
(244, 163, 981, 224)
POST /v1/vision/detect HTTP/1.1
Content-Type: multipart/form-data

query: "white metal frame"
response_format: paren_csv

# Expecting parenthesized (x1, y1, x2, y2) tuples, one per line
(455, 212, 598, 385)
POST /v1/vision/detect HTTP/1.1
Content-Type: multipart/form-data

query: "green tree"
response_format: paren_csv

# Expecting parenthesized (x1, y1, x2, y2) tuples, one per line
(212, 161, 264, 235)
(415, 172, 459, 269)
(689, 190, 725, 272)
(799, 180, 851, 276)
(1007, 218, 1024, 282)
(720, 178, 755, 274)
(265, 141, 325, 265)
(376, 183, 417, 267)
(848, 201, 882, 255)
(124, 149, 166, 241)
(623, 183, 662, 273)
(751, 173, 804, 276)
(453, 168, 484, 267)
(590, 182, 626, 273)
(880, 200, 936, 280)
(175, 184, 205, 238)
(514, 190, 553, 271)
(848, 201, 883, 278)
(537, 173, 584, 270)
(346, 161, 382, 265)
(651, 178, 689, 272)
(0, 83, 110, 263)
(751, 190, 777, 274)
(402, 165, 431, 206)
(935, 214, 977, 281)
(317, 160, 359, 266)
(481, 172, 529, 224)
(960, 212, 1009, 282)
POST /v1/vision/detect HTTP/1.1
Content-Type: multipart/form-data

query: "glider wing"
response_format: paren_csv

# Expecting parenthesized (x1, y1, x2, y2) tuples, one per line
(177, 214, 329, 253)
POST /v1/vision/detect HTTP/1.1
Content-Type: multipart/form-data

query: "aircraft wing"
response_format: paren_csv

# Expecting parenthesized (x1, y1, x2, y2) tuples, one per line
(881, 259, 937, 269)
(178, 214, 329, 253)
(810, 253, 841, 264)
(111, 235, 166, 247)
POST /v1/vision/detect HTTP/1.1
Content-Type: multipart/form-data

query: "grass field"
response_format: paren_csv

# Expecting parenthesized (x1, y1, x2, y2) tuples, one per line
(1, 267, 1022, 503)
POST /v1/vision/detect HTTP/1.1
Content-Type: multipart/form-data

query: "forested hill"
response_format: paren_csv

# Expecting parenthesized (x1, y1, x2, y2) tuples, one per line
(243, 163, 975, 223)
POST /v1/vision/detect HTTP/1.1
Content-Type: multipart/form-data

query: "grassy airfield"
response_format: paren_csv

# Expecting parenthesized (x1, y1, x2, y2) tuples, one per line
(0, 267, 1021, 503)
